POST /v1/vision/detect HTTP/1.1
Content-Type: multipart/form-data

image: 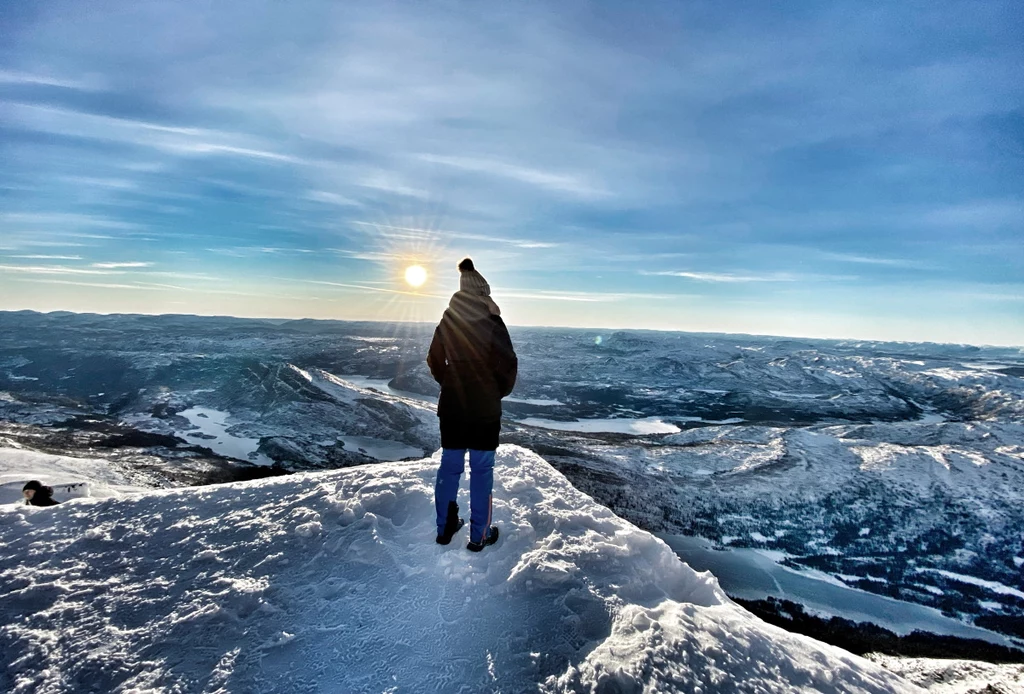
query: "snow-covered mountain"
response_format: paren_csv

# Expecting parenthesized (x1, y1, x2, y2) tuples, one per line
(1, 310, 1022, 650)
(1, 445, 920, 693)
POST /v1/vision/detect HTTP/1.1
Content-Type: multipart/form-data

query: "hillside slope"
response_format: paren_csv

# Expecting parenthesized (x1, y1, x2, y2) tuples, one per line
(0, 446, 918, 693)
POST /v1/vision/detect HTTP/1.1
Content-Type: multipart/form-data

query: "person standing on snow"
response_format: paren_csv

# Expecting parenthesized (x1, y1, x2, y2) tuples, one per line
(427, 258, 517, 551)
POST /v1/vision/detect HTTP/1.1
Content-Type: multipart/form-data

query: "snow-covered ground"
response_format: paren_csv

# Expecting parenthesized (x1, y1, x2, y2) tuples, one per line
(0, 447, 147, 505)
(865, 654, 1024, 694)
(0, 446, 918, 693)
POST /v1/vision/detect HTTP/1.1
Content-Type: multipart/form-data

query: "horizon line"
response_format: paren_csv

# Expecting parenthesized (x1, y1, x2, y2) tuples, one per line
(2, 307, 1021, 350)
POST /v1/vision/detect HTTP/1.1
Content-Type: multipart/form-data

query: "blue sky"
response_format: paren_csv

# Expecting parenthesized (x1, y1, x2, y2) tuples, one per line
(1, 1, 1021, 344)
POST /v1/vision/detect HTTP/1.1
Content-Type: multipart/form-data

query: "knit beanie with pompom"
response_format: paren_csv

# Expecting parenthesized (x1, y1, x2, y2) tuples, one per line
(458, 257, 491, 296)
(456, 258, 500, 316)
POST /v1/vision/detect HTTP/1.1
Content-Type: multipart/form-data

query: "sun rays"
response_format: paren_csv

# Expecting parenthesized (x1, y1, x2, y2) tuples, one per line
(324, 208, 458, 333)
(404, 265, 427, 287)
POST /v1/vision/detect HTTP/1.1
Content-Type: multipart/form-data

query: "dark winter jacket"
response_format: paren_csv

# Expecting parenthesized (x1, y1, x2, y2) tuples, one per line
(427, 291, 517, 450)
(23, 480, 60, 507)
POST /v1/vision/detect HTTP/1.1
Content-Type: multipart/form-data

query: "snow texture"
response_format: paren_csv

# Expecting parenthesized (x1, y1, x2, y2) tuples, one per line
(865, 653, 1024, 694)
(914, 568, 1024, 600)
(0, 446, 917, 693)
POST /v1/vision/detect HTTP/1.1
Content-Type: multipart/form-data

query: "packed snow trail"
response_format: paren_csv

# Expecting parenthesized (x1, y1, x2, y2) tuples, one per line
(0, 445, 918, 693)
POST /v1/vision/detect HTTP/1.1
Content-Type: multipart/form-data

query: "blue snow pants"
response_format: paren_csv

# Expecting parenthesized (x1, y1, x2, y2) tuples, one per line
(435, 448, 494, 545)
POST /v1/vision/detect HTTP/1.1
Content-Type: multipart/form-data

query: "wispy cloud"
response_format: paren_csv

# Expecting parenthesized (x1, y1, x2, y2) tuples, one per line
(2, 103, 304, 165)
(284, 278, 446, 299)
(6, 254, 84, 260)
(254, 247, 315, 255)
(205, 248, 251, 258)
(305, 191, 362, 207)
(58, 176, 138, 191)
(8, 278, 163, 290)
(921, 200, 1024, 228)
(6, 277, 308, 301)
(204, 247, 314, 259)
(449, 231, 562, 249)
(819, 252, 934, 269)
(504, 289, 684, 302)
(0, 263, 227, 284)
(0, 69, 100, 90)
(418, 154, 606, 198)
(330, 249, 407, 263)
(145, 271, 222, 282)
(2, 241, 92, 249)
(91, 261, 153, 269)
(357, 173, 430, 199)
(644, 271, 793, 283)
(0, 212, 144, 231)
(0, 264, 119, 276)
(348, 222, 559, 250)
(644, 270, 858, 283)
(169, 142, 301, 163)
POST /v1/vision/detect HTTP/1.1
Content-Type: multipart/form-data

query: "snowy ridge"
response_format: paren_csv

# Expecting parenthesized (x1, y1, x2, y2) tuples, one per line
(0, 446, 917, 693)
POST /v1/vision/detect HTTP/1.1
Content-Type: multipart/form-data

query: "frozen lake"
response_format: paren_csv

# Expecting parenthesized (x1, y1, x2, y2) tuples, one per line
(337, 375, 437, 403)
(337, 436, 424, 462)
(506, 396, 564, 406)
(519, 416, 681, 435)
(660, 534, 1014, 647)
(178, 407, 274, 467)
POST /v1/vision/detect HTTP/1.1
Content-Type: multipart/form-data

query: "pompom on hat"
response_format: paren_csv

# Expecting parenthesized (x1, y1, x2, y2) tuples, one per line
(458, 257, 491, 296)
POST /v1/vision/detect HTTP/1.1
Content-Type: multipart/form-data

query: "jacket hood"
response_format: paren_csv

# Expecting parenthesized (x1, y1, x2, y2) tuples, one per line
(448, 290, 501, 320)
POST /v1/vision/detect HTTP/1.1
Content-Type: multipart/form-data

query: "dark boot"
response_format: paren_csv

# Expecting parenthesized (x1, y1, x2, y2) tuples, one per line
(435, 501, 465, 545)
(466, 525, 499, 552)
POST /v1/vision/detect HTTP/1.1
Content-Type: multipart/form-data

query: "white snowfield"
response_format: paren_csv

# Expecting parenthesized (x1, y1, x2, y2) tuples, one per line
(0, 447, 147, 506)
(0, 446, 919, 693)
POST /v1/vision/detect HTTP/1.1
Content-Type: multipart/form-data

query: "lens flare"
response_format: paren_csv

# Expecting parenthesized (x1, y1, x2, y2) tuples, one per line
(405, 265, 427, 287)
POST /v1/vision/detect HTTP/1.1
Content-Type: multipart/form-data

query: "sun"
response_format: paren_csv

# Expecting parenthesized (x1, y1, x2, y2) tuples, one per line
(404, 265, 428, 287)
